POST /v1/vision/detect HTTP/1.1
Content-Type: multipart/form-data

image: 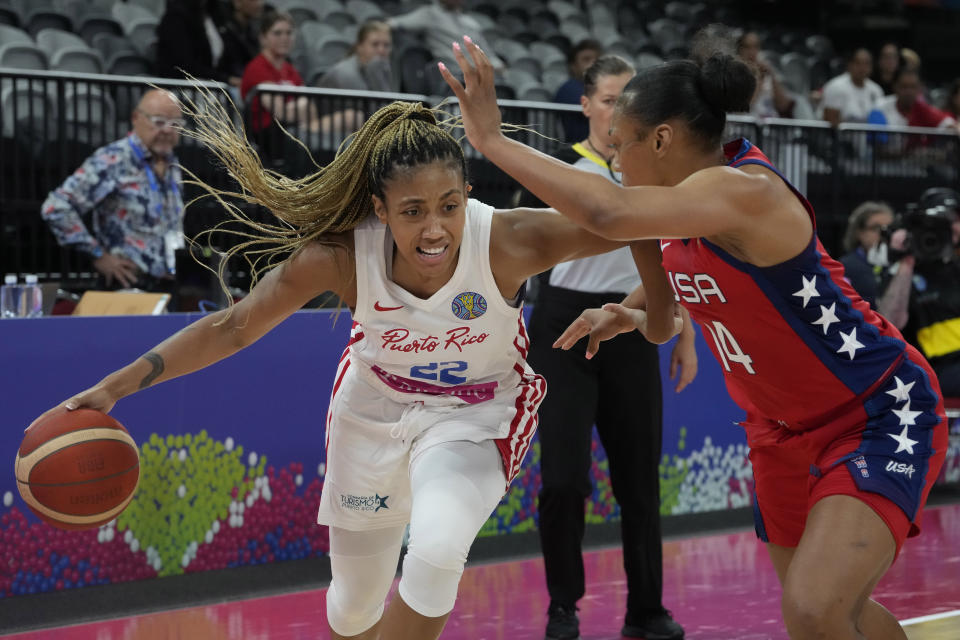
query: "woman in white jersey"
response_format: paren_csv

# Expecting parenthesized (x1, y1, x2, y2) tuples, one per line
(31, 98, 681, 640)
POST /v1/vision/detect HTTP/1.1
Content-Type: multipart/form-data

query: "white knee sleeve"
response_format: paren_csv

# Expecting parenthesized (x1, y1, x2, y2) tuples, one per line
(326, 525, 405, 637)
(398, 440, 505, 618)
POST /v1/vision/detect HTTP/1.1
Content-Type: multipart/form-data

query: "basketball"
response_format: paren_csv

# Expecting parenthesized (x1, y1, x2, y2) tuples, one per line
(15, 409, 140, 530)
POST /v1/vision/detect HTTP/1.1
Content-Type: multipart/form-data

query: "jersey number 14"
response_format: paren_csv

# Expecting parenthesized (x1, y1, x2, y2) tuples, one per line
(702, 320, 755, 374)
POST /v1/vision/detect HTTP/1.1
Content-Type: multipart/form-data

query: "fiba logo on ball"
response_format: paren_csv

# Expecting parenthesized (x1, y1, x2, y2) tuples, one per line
(451, 291, 487, 320)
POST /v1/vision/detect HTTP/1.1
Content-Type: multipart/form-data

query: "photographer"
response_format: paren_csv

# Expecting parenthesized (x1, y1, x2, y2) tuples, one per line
(878, 188, 960, 396)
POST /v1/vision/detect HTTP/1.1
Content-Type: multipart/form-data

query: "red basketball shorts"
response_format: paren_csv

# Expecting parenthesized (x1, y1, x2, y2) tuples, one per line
(747, 351, 948, 553)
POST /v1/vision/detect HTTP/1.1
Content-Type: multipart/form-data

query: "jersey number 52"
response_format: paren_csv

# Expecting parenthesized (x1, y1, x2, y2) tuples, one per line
(410, 361, 469, 384)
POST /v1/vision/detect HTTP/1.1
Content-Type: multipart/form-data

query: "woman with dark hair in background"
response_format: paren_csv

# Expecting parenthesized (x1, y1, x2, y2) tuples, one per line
(218, 0, 270, 87)
(443, 36, 947, 640)
(736, 30, 795, 118)
(873, 42, 901, 95)
(519, 54, 692, 640)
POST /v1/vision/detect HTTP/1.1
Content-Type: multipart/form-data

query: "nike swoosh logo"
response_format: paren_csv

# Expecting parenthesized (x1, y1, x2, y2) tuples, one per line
(661, 241, 672, 249)
(374, 301, 404, 312)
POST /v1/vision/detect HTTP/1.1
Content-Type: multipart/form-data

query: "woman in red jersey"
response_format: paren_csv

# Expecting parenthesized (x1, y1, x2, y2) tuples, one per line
(441, 37, 947, 640)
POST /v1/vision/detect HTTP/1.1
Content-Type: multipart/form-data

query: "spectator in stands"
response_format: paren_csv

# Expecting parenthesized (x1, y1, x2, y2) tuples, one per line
(868, 67, 957, 131)
(387, 0, 504, 72)
(218, 0, 271, 87)
(839, 201, 894, 309)
(40, 90, 185, 292)
(156, 0, 233, 85)
(877, 188, 960, 397)
(736, 30, 795, 118)
(242, 11, 356, 135)
(943, 78, 960, 120)
(821, 48, 883, 126)
(318, 20, 396, 92)
(900, 47, 922, 73)
(553, 39, 603, 142)
(872, 42, 900, 95)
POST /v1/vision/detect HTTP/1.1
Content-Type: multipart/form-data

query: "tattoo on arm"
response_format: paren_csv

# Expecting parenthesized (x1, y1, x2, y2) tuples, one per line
(139, 352, 165, 389)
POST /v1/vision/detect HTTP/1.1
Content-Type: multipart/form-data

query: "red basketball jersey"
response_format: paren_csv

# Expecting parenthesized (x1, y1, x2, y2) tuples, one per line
(661, 139, 910, 429)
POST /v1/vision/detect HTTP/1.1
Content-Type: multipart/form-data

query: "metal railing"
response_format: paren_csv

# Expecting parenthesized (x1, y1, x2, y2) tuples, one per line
(2, 67, 959, 286)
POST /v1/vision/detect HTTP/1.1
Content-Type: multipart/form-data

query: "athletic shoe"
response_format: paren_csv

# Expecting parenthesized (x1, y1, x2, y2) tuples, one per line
(621, 609, 685, 639)
(545, 602, 581, 640)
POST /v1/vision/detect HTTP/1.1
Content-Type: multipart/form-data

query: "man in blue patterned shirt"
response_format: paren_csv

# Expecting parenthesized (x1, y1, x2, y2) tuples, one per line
(41, 89, 185, 290)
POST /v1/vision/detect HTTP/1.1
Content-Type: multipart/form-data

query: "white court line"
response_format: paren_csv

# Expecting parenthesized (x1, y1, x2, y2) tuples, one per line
(900, 609, 960, 626)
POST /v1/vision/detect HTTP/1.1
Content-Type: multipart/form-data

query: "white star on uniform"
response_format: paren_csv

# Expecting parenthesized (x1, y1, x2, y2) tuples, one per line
(811, 303, 840, 334)
(836, 328, 864, 360)
(893, 401, 922, 426)
(886, 376, 915, 404)
(888, 425, 919, 454)
(792, 275, 819, 308)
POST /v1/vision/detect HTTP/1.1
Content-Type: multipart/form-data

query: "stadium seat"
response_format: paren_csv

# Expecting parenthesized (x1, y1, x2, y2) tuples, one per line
(396, 43, 432, 94)
(0, 5, 18, 28)
(547, 0, 580, 21)
(511, 56, 542, 79)
(23, 8, 73, 36)
(35, 27, 87, 54)
(0, 42, 47, 69)
(529, 41, 565, 66)
(502, 68, 539, 92)
(0, 22, 30, 45)
(50, 47, 103, 74)
(664, 1, 695, 23)
(808, 58, 832, 91)
(544, 33, 571, 53)
(91, 32, 136, 63)
(62, 83, 116, 145)
(493, 39, 530, 66)
(77, 15, 123, 46)
(284, 2, 319, 24)
(648, 18, 685, 50)
(512, 31, 542, 47)
(542, 57, 568, 76)
(558, 18, 590, 46)
(345, 0, 384, 23)
(541, 70, 568, 94)
(107, 52, 153, 77)
(472, 2, 499, 20)
(516, 82, 552, 102)
(323, 10, 356, 30)
(111, 2, 156, 27)
(0, 82, 54, 139)
(529, 9, 560, 34)
(125, 19, 158, 56)
(636, 52, 664, 70)
(471, 12, 496, 32)
(299, 21, 339, 46)
(127, 0, 165, 18)
(313, 35, 352, 67)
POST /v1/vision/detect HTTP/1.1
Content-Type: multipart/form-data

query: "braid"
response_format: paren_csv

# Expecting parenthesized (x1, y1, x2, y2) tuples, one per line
(175, 85, 466, 311)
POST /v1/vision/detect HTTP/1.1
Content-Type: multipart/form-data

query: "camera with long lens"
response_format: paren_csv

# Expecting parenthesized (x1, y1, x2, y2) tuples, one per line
(891, 188, 959, 263)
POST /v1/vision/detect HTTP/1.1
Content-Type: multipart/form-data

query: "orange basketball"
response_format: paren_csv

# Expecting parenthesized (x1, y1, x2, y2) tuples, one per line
(15, 408, 140, 530)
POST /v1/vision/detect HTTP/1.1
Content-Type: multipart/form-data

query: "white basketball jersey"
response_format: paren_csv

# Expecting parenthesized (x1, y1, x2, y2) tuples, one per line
(349, 199, 530, 406)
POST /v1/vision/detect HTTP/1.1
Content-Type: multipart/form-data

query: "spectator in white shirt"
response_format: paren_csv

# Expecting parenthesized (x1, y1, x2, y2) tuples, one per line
(821, 48, 884, 126)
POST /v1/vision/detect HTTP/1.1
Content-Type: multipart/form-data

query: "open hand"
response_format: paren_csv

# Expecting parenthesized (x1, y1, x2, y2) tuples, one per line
(553, 307, 635, 359)
(438, 36, 503, 154)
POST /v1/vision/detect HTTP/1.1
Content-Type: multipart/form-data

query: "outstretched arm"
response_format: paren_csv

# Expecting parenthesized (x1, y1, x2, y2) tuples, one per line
(439, 38, 769, 242)
(29, 239, 354, 426)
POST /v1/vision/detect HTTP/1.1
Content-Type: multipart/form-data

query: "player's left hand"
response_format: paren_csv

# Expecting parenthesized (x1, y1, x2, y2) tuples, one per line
(439, 36, 503, 154)
(670, 333, 698, 392)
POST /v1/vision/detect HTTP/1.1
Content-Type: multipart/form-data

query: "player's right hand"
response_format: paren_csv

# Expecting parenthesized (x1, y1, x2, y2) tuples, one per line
(553, 307, 635, 359)
(26, 386, 118, 432)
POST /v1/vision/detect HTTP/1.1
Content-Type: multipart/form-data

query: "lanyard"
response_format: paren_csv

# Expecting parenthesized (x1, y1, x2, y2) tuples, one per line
(128, 137, 180, 222)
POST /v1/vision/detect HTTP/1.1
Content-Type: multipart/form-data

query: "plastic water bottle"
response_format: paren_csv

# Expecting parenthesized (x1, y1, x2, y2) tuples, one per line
(0, 274, 43, 318)
(1, 274, 21, 318)
(22, 274, 43, 318)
